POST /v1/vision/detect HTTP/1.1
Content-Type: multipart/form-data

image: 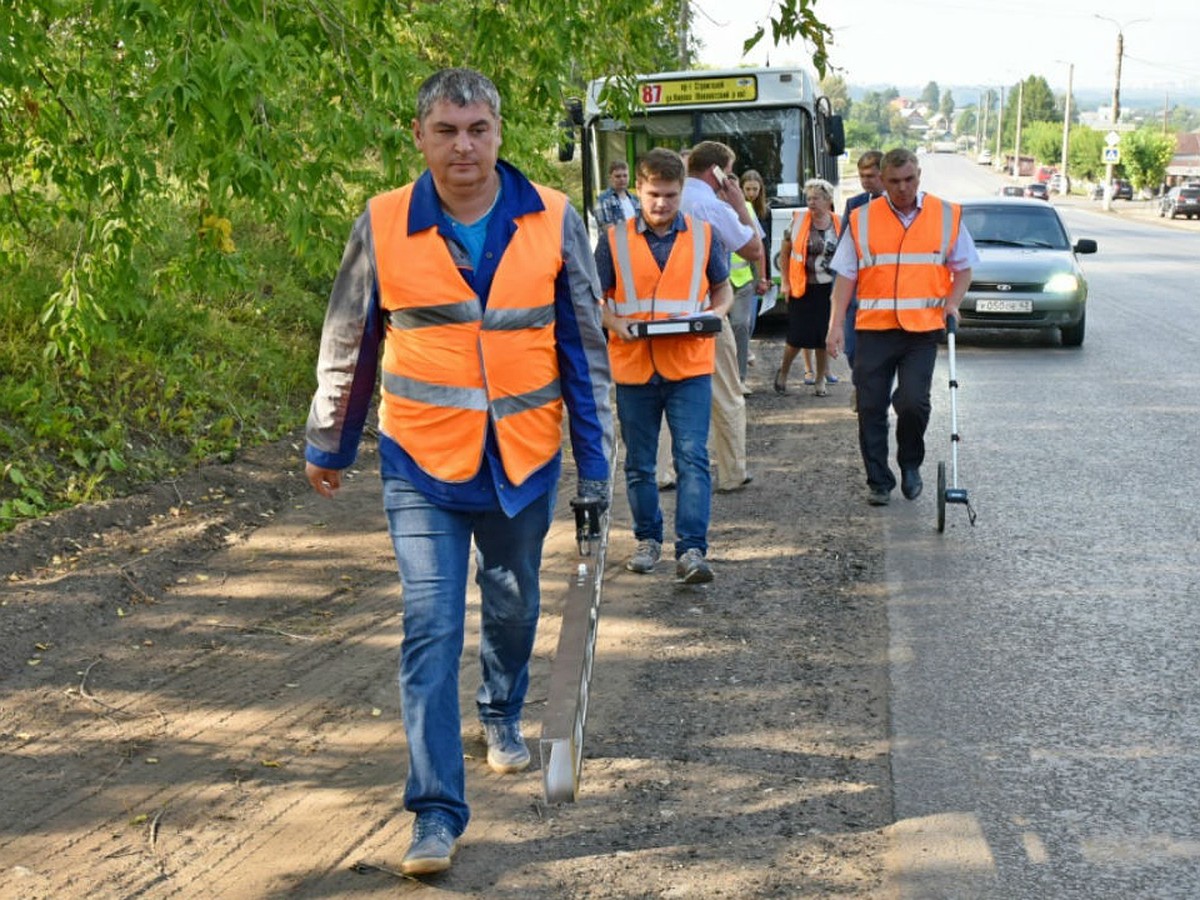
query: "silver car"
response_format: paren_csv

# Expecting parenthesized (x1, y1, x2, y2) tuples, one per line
(958, 198, 1097, 347)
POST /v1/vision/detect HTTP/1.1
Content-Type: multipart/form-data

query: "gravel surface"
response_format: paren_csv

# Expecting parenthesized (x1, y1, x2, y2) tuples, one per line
(0, 333, 894, 899)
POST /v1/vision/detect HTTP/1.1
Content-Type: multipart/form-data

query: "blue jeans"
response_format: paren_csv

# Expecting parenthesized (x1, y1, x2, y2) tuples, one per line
(382, 477, 554, 835)
(616, 374, 712, 558)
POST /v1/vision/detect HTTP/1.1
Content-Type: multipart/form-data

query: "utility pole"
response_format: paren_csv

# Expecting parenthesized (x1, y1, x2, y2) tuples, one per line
(1060, 62, 1073, 193)
(1012, 79, 1024, 179)
(980, 91, 990, 158)
(995, 85, 1004, 167)
(1095, 15, 1149, 210)
(678, 0, 690, 68)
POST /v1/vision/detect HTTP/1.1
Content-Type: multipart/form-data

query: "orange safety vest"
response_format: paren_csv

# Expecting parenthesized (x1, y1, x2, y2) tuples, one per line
(368, 182, 566, 486)
(786, 209, 841, 297)
(605, 216, 714, 384)
(849, 195, 961, 332)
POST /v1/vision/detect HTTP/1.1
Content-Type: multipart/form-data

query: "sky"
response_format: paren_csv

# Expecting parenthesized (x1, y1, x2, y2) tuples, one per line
(691, 0, 1200, 100)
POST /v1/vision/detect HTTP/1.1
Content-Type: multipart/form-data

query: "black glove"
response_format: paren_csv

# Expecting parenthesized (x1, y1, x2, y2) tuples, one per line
(577, 478, 610, 513)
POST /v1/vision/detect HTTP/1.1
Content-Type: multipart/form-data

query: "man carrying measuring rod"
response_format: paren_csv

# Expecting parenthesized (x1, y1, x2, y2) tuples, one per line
(303, 67, 613, 876)
(826, 147, 978, 507)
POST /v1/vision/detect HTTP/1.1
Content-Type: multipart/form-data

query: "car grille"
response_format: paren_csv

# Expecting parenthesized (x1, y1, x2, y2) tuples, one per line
(972, 282, 1044, 293)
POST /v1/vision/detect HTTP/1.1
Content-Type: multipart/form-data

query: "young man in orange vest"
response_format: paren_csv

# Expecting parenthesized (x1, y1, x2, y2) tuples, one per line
(594, 147, 733, 584)
(826, 148, 978, 506)
(304, 68, 613, 876)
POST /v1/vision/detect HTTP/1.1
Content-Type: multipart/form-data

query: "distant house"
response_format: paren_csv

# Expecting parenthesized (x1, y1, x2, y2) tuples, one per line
(1166, 132, 1200, 183)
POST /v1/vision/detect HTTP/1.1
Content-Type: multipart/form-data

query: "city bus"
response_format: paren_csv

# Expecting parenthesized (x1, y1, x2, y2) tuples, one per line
(573, 67, 844, 312)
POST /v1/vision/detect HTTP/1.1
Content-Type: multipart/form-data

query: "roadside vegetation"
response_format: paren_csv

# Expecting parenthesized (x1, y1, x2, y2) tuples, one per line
(0, 1, 830, 531)
(822, 73, 1189, 193)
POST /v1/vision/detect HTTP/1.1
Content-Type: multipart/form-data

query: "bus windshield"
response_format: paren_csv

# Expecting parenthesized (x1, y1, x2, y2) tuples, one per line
(594, 106, 815, 207)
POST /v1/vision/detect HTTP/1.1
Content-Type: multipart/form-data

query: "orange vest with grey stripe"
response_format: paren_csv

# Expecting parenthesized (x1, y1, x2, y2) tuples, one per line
(849, 195, 961, 332)
(786, 209, 841, 297)
(368, 182, 566, 486)
(606, 216, 714, 384)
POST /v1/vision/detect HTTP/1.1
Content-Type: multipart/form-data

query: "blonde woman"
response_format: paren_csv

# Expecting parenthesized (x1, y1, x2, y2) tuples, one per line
(776, 178, 840, 396)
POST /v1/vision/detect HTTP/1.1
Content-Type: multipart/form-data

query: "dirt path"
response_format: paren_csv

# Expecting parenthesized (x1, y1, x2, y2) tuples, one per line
(1, 335, 893, 899)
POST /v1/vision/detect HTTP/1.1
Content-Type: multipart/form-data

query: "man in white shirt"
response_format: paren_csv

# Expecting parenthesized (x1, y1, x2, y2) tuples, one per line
(678, 141, 765, 493)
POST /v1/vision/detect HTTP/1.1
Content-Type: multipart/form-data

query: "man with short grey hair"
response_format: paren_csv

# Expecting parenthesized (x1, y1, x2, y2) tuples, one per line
(304, 67, 613, 876)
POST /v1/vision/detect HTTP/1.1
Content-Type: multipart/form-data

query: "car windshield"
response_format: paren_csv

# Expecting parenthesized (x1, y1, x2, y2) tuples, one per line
(963, 205, 1070, 249)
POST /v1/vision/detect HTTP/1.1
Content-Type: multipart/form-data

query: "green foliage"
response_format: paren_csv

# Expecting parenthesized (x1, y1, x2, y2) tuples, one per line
(743, 0, 833, 76)
(1, 0, 832, 530)
(1023, 121, 1067, 167)
(1002, 75, 1057, 150)
(0, 206, 323, 527)
(1121, 129, 1176, 191)
(1068, 128, 1106, 183)
(920, 81, 940, 108)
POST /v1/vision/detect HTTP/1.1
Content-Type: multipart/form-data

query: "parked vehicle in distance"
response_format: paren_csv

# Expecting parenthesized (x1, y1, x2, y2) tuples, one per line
(1159, 184, 1200, 219)
(1089, 180, 1133, 201)
(931, 133, 957, 153)
(998, 185, 1025, 197)
(1024, 182, 1050, 201)
(978, 149, 993, 165)
(1048, 173, 1070, 194)
(957, 198, 1097, 347)
(1034, 166, 1055, 184)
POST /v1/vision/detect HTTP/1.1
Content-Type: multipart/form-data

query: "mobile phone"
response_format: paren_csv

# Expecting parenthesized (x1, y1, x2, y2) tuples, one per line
(711, 165, 727, 187)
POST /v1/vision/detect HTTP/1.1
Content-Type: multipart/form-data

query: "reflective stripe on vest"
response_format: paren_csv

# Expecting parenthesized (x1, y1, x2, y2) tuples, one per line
(369, 182, 567, 485)
(852, 196, 959, 332)
(606, 216, 715, 384)
(786, 209, 840, 297)
(610, 219, 706, 318)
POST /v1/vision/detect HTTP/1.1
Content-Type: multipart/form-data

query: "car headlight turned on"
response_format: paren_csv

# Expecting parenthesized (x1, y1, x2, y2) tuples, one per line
(1044, 273, 1079, 294)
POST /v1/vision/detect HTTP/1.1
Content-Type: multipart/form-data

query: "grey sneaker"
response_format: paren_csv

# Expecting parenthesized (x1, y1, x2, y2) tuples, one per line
(675, 548, 713, 584)
(626, 539, 662, 573)
(401, 817, 458, 876)
(484, 720, 530, 774)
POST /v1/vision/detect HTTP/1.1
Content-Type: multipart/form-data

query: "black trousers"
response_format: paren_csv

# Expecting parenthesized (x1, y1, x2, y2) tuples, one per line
(852, 329, 940, 492)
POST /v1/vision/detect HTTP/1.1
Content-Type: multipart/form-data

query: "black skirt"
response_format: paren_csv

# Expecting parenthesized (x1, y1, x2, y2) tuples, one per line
(786, 281, 833, 349)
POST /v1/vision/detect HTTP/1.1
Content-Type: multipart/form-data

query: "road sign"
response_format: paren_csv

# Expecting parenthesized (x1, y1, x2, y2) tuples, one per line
(1103, 147, 1121, 163)
(1105, 130, 1120, 147)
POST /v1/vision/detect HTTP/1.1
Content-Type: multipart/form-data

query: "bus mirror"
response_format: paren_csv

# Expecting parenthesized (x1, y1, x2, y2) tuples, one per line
(825, 115, 845, 157)
(566, 97, 584, 127)
(558, 98, 583, 162)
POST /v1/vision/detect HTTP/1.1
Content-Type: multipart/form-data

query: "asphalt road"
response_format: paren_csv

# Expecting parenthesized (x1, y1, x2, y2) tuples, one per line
(882, 154, 1200, 898)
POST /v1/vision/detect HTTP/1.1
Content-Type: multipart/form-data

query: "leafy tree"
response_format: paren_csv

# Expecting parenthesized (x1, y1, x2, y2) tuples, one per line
(940, 90, 955, 122)
(1068, 128, 1106, 183)
(1024, 121, 1066, 166)
(955, 108, 977, 139)
(1121, 129, 1176, 192)
(1003, 75, 1057, 149)
(820, 73, 851, 116)
(920, 81, 940, 109)
(0, 0, 686, 365)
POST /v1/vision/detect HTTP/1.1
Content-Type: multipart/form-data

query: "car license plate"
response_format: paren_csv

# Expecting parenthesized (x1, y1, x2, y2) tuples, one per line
(976, 299, 1033, 313)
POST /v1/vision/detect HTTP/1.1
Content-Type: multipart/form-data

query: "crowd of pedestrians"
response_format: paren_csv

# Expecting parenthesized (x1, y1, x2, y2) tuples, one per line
(302, 65, 975, 877)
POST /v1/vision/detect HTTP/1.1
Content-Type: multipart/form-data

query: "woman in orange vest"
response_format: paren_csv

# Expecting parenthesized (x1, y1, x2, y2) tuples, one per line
(775, 178, 840, 395)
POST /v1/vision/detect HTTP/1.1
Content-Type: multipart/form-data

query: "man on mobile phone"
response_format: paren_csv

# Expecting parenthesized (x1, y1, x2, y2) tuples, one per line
(680, 141, 764, 494)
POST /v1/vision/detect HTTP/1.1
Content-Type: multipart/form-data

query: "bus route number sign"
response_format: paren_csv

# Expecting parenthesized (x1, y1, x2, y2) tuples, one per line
(641, 76, 758, 107)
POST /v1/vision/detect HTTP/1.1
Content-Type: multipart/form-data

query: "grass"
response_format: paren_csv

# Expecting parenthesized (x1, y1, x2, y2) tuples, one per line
(0, 209, 327, 531)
